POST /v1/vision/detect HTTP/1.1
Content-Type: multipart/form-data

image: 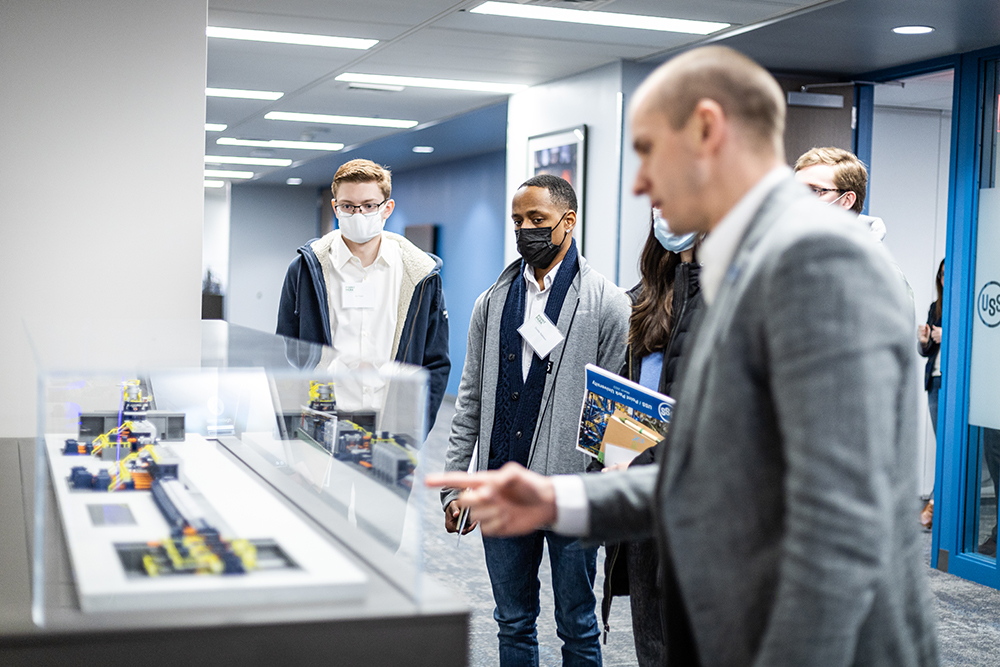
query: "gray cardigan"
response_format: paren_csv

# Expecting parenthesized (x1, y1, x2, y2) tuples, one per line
(442, 254, 630, 508)
(581, 178, 938, 666)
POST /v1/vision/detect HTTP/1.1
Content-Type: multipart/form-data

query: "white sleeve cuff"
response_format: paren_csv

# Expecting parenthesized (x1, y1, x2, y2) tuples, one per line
(550, 474, 589, 536)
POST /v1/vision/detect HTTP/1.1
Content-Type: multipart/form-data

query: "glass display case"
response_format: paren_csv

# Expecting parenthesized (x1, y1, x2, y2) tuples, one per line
(14, 320, 465, 664)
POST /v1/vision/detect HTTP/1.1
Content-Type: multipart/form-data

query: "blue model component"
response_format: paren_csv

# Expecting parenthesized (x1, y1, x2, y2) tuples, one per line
(221, 552, 246, 574)
(69, 466, 95, 489)
(150, 479, 186, 535)
(64, 439, 80, 455)
(69, 467, 114, 491)
(95, 469, 112, 490)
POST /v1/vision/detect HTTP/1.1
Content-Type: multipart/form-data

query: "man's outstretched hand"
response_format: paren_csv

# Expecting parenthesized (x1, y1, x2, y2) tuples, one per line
(426, 462, 558, 537)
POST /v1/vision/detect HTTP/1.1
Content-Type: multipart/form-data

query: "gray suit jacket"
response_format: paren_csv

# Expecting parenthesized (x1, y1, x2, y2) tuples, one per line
(442, 252, 630, 508)
(582, 178, 938, 666)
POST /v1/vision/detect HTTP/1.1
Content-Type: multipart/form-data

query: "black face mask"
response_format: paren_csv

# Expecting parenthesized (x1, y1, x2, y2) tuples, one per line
(515, 212, 569, 269)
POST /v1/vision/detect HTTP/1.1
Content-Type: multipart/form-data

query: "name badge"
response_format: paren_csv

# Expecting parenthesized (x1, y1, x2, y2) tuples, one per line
(342, 282, 374, 309)
(517, 312, 564, 360)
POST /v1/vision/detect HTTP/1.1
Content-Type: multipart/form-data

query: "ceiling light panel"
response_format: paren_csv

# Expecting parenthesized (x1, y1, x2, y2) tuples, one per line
(205, 155, 293, 167)
(205, 169, 253, 179)
(469, 2, 729, 35)
(204, 180, 226, 188)
(207, 26, 377, 50)
(285, 79, 523, 125)
(217, 138, 344, 151)
(348, 82, 406, 92)
(206, 87, 283, 100)
(336, 72, 527, 94)
(211, 118, 413, 156)
(265, 111, 418, 129)
(205, 123, 227, 132)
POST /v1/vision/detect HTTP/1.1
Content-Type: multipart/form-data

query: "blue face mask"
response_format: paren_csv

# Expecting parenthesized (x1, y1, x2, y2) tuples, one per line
(653, 212, 697, 253)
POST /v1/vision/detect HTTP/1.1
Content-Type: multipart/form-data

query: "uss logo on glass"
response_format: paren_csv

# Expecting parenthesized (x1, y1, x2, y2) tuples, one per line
(979, 281, 1000, 328)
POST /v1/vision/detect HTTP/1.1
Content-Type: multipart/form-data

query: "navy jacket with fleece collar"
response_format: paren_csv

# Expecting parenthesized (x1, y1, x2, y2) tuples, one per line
(276, 230, 450, 431)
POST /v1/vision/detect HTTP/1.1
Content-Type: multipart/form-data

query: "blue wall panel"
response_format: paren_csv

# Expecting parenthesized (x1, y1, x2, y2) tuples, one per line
(385, 151, 508, 396)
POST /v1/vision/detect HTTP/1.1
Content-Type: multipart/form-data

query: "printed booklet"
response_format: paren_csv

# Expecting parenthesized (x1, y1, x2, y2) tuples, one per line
(576, 364, 675, 466)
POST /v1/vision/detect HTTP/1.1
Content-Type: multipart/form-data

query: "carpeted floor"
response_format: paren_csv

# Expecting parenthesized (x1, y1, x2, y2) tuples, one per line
(417, 397, 1000, 666)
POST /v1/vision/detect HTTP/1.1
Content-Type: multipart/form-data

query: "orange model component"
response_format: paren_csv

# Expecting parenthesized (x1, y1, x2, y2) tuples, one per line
(359, 461, 372, 468)
(132, 471, 152, 490)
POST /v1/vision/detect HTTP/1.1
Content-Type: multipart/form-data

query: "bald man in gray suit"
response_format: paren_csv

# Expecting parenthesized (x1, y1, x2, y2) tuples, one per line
(430, 46, 938, 667)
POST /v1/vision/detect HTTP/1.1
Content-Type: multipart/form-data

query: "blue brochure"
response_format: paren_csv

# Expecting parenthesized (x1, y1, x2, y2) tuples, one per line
(576, 364, 675, 465)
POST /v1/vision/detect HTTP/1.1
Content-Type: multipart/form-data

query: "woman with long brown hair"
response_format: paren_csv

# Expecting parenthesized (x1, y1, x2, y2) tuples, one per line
(601, 209, 701, 666)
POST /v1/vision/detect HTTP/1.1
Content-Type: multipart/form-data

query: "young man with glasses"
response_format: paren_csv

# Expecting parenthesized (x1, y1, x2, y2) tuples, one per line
(793, 146, 888, 242)
(277, 159, 450, 430)
(794, 147, 914, 309)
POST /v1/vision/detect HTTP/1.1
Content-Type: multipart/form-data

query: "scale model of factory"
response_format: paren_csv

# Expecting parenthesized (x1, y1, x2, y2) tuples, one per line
(61, 382, 290, 578)
(292, 382, 418, 497)
(46, 380, 367, 612)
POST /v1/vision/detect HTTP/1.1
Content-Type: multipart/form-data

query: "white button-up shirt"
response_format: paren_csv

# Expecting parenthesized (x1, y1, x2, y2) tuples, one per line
(327, 232, 402, 411)
(521, 259, 562, 382)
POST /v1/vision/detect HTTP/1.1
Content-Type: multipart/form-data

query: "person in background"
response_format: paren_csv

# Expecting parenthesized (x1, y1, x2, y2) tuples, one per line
(601, 210, 702, 665)
(794, 146, 914, 308)
(918, 259, 945, 529)
(441, 174, 630, 666)
(276, 159, 450, 431)
(793, 146, 885, 240)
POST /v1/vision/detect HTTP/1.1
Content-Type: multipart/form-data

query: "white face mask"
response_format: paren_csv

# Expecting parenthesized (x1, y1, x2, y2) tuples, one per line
(338, 209, 385, 243)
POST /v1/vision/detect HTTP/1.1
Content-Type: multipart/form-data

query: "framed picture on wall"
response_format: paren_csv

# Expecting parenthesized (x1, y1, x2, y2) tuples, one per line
(527, 125, 587, 252)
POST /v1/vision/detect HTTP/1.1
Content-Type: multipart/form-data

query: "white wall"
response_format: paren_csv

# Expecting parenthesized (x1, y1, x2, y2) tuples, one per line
(505, 63, 625, 282)
(0, 0, 207, 437)
(204, 185, 232, 298)
(617, 62, 661, 289)
(228, 185, 321, 334)
(869, 105, 951, 496)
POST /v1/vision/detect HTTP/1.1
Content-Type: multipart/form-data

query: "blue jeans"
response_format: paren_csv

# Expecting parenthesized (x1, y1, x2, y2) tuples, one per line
(928, 375, 941, 435)
(482, 531, 602, 667)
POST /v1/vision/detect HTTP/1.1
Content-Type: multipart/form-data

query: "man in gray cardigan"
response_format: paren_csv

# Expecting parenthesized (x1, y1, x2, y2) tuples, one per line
(431, 47, 937, 666)
(441, 174, 629, 666)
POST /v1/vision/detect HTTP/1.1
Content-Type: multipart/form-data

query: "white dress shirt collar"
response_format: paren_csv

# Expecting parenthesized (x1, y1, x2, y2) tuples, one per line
(523, 258, 562, 293)
(699, 166, 791, 305)
(331, 230, 395, 270)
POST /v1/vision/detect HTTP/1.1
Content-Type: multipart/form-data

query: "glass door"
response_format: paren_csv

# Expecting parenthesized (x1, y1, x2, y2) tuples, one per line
(964, 58, 1000, 559)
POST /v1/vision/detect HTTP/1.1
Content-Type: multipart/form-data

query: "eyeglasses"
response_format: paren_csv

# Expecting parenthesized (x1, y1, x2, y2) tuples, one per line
(808, 186, 844, 196)
(335, 198, 388, 215)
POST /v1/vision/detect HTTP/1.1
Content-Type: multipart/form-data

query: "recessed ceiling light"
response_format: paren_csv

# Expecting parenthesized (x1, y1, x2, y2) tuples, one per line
(204, 180, 225, 188)
(412, 146, 434, 153)
(206, 87, 283, 101)
(336, 72, 527, 94)
(470, 1, 729, 35)
(348, 82, 406, 92)
(207, 26, 377, 50)
(265, 111, 418, 129)
(286, 178, 304, 186)
(205, 123, 228, 132)
(205, 169, 253, 179)
(892, 25, 935, 35)
(217, 137, 344, 151)
(205, 155, 292, 167)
